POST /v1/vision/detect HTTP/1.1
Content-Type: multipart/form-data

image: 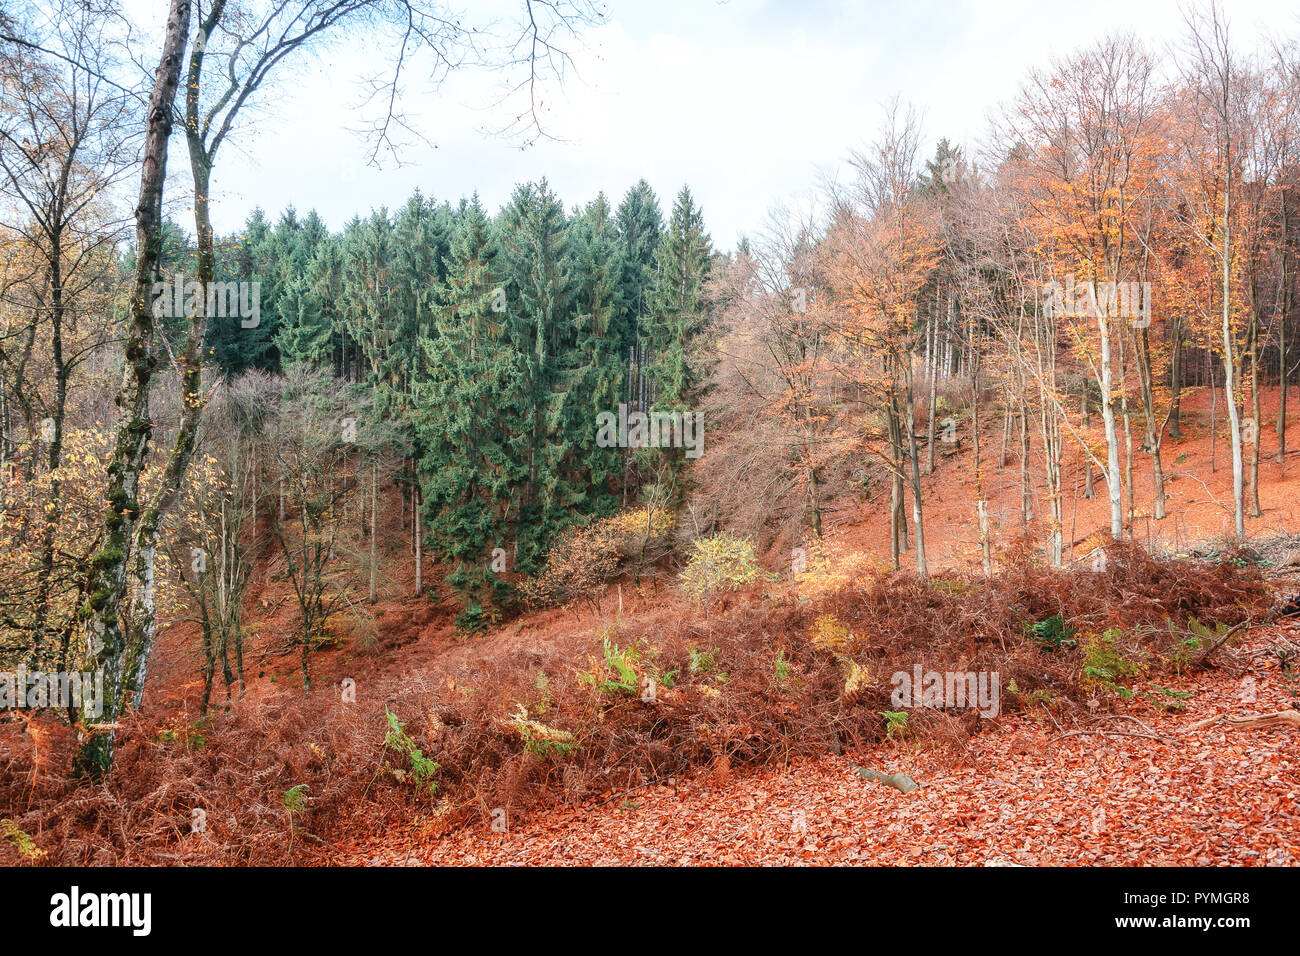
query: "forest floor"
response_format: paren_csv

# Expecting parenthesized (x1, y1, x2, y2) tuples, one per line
(336, 618, 1299, 866)
(113, 385, 1300, 864)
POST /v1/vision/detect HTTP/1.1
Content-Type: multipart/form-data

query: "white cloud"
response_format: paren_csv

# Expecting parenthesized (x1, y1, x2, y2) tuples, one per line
(163, 0, 1296, 248)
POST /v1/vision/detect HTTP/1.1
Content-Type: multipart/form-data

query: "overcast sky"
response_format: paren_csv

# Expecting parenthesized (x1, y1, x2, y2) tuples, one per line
(144, 0, 1296, 251)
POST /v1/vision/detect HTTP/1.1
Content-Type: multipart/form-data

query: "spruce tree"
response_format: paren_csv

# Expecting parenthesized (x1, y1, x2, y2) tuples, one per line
(495, 180, 577, 573)
(416, 195, 524, 621)
(646, 185, 713, 410)
(614, 179, 663, 353)
(568, 192, 627, 515)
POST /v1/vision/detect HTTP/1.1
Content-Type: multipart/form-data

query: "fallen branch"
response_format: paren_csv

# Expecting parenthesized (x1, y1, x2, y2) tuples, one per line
(1098, 713, 1164, 737)
(596, 776, 676, 807)
(1225, 710, 1299, 731)
(1185, 709, 1300, 732)
(1186, 712, 1225, 732)
(1190, 619, 1251, 667)
(1048, 728, 1175, 745)
(1224, 710, 1300, 730)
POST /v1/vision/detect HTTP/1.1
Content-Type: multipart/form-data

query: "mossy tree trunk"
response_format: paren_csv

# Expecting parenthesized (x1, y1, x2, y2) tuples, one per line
(75, 0, 194, 777)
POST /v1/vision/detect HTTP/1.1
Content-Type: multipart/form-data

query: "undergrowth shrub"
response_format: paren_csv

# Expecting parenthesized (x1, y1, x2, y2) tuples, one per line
(793, 540, 882, 599)
(678, 533, 760, 607)
(0, 541, 1269, 864)
(520, 507, 676, 612)
(1080, 628, 1140, 702)
(1027, 613, 1076, 649)
(504, 704, 578, 759)
(1, 818, 43, 860)
(383, 709, 440, 797)
(580, 629, 642, 696)
(518, 523, 621, 612)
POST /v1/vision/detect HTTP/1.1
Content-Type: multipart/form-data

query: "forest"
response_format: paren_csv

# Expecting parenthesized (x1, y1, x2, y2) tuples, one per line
(0, 0, 1296, 879)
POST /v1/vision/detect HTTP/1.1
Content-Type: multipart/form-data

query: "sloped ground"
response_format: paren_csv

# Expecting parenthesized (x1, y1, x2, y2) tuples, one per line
(145, 386, 1300, 719)
(343, 622, 1299, 866)
(832, 385, 1300, 572)
(5, 387, 1298, 866)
